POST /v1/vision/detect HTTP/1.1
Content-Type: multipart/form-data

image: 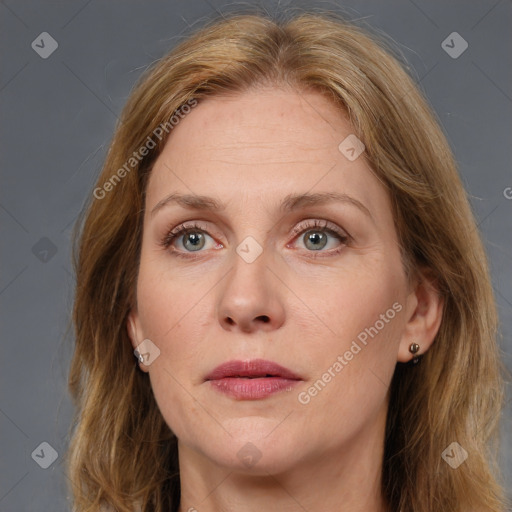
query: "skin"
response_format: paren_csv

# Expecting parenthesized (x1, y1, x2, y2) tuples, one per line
(127, 85, 443, 512)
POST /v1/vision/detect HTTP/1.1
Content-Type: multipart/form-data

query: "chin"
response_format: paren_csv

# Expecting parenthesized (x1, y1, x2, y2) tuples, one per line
(200, 422, 304, 475)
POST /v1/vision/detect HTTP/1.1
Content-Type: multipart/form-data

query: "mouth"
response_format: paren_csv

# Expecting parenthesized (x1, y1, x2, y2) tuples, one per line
(205, 359, 303, 400)
(205, 359, 302, 381)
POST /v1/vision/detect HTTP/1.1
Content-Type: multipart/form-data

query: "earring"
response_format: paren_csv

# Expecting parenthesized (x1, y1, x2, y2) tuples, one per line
(128, 317, 144, 365)
(409, 342, 420, 364)
(134, 349, 144, 364)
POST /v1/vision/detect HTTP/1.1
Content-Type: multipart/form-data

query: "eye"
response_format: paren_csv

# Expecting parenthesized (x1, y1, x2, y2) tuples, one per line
(289, 219, 350, 257)
(158, 221, 220, 256)
(159, 219, 351, 258)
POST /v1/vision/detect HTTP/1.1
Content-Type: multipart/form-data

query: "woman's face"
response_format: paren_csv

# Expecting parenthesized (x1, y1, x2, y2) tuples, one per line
(128, 86, 416, 474)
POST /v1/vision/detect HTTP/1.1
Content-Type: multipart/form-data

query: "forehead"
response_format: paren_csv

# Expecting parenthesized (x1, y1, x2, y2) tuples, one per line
(144, 86, 389, 219)
(161, 86, 349, 161)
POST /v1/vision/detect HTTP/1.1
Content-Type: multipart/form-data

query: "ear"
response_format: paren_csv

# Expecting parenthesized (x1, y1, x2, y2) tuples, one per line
(127, 309, 149, 373)
(397, 268, 444, 363)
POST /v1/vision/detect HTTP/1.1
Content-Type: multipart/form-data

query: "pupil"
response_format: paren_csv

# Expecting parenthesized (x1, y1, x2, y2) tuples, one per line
(306, 231, 326, 250)
(186, 232, 203, 249)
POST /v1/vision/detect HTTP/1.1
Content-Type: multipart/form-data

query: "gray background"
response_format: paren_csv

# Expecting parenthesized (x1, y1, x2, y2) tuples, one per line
(1, 0, 511, 510)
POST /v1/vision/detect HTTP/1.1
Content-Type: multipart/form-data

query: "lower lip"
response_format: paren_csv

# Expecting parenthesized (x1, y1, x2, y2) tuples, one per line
(207, 377, 301, 400)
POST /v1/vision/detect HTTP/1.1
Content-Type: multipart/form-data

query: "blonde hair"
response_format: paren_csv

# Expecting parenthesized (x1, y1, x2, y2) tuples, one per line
(65, 8, 508, 512)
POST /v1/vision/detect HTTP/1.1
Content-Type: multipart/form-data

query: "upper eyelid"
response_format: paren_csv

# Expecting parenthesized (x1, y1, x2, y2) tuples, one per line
(290, 219, 349, 238)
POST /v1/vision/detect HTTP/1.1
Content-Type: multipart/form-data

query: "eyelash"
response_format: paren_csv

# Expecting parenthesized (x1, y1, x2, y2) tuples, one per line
(158, 219, 351, 259)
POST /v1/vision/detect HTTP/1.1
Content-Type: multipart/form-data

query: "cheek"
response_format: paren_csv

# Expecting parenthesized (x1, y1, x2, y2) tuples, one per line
(292, 256, 404, 348)
(148, 368, 206, 441)
(294, 260, 404, 416)
(136, 249, 209, 340)
(136, 265, 210, 437)
(137, 284, 209, 368)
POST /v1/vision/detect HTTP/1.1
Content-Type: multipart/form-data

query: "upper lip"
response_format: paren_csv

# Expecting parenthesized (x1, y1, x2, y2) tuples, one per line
(205, 359, 302, 381)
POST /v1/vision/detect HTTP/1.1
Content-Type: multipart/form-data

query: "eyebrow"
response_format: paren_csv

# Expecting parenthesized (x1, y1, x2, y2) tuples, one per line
(150, 191, 373, 220)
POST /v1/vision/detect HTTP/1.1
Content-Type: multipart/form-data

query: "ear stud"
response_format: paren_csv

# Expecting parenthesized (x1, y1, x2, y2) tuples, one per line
(409, 342, 420, 364)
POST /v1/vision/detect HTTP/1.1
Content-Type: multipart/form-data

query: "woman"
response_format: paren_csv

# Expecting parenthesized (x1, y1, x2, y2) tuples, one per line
(65, 8, 508, 512)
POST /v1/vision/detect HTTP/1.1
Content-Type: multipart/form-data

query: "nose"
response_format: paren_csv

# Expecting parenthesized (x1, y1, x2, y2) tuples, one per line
(216, 245, 286, 333)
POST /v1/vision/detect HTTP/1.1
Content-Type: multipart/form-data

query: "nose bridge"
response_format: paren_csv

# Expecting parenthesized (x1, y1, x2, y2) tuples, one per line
(216, 231, 285, 331)
(229, 232, 272, 297)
